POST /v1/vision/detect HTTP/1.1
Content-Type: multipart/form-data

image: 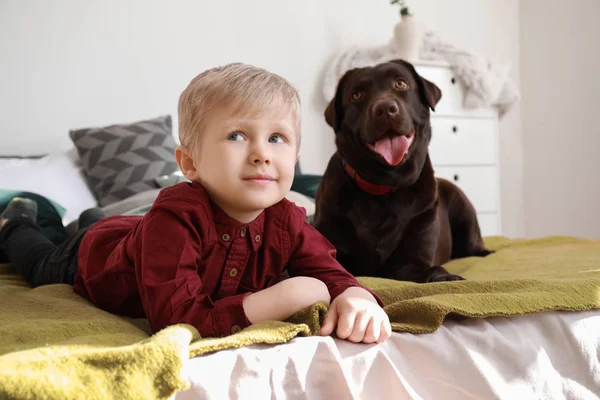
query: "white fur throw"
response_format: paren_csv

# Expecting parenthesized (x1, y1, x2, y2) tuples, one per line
(322, 29, 520, 116)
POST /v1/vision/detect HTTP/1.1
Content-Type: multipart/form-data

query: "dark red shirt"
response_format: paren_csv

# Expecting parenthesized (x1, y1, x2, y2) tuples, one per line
(74, 181, 378, 337)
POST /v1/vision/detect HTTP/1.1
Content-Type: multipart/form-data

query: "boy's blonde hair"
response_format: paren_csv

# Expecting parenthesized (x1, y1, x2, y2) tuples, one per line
(178, 63, 301, 150)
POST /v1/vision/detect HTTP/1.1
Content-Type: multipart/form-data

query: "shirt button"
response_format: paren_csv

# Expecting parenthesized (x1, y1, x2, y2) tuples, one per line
(229, 268, 238, 277)
(254, 234, 261, 242)
(240, 228, 247, 237)
(231, 325, 242, 334)
(221, 233, 231, 242)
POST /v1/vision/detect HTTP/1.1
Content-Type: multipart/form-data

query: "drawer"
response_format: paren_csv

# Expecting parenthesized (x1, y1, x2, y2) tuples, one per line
(428, 118, 497, 166)
(477, 213, 501, 237)
(434, 166, 499, 212)
(415, 65, 496, 118)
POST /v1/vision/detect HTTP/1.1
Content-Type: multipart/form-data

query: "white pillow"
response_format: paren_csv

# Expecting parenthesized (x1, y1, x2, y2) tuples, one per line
(0, 151, 97, 223)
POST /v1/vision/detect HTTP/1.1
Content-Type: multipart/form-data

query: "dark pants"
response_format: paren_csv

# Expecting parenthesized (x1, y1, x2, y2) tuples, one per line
(0, 191, 69, 263)
(0, 216, 87, 287)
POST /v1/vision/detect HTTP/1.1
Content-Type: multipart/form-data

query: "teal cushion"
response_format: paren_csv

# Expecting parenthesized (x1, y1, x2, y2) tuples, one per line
(0, 189, 67, 218)
(291, 174, 322, 199)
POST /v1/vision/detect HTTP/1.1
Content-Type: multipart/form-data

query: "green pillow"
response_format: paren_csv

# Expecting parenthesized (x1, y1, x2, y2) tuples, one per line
(0, 189, 67, 218)
(291, 174, 322, 199)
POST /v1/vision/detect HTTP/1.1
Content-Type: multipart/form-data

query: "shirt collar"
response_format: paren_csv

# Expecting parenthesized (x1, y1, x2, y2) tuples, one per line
(203, 190, 265, 252)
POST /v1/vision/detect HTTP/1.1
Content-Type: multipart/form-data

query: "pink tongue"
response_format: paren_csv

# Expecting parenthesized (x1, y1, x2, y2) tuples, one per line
(373, 136, 410, 166)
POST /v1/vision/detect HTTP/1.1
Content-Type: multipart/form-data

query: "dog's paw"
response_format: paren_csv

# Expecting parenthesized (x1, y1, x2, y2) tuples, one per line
(473, 248, 494, 257)
(427, 267, 465, 282)
(424, 266, 465, 282)
(429, 273, 465, 282)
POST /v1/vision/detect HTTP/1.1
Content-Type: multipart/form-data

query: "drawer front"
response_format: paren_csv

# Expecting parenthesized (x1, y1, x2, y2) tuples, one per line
(477, 213, 500, 237)
(415, 65, 495, 118)
(434, 166, 499, 212)
(429, 118, 497, 166)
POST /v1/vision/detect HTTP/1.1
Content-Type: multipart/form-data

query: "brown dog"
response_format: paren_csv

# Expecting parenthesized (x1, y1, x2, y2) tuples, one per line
(313, 59, 492, 283)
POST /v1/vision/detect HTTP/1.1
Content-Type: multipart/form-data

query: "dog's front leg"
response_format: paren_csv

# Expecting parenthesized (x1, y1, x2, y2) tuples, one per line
(381, 256, 463, 283)
(381, 211, 464, 283)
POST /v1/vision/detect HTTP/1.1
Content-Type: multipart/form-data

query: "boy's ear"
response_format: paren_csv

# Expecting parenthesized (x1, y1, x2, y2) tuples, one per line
(175, 146, 200, 181)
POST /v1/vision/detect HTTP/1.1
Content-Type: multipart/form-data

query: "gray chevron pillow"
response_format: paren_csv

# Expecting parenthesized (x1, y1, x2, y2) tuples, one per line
(69, 115, 178, 206)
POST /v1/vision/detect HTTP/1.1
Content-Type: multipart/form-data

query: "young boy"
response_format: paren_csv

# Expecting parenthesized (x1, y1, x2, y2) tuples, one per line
(0, 63, 391, 343)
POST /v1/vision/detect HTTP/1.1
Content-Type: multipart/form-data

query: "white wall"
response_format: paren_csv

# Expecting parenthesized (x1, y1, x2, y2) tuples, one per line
(520, 0, 600, 238)
(0, 0, 523, 236)
(409, 0, 523, 238)
(0, 0, 397, 174)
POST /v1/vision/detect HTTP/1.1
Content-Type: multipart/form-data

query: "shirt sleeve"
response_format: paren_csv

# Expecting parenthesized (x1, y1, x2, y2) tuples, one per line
(285, 206, 384, 306)
(134, 205, 251, 337)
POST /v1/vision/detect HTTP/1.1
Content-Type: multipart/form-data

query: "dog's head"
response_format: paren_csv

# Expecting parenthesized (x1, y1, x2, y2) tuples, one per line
(325, 59, 441, 186)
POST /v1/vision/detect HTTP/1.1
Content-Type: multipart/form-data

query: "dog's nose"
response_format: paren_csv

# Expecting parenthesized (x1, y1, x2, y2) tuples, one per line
(372, 100, 400, 120)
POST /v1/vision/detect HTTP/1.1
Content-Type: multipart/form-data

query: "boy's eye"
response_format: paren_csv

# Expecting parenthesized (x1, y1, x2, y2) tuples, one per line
(268, 135, 285, 144)
(227, 132, 245, 141)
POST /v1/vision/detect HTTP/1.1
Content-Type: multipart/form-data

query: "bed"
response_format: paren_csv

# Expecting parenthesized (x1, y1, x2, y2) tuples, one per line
(1, 146, 600, 400)
(178, 310, 600, 399)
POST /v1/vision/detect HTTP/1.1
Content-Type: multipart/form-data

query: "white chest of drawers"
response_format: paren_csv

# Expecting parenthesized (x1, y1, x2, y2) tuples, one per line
(414, 60, 502, 236)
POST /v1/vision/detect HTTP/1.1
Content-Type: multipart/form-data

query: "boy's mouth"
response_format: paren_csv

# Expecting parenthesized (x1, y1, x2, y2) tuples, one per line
(243, 174, 276, 184)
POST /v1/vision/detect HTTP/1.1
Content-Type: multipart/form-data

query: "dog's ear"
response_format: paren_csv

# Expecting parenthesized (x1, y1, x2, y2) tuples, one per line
(324, 98, 338, 131)
(325, 69, 355, 132)
(391, 59, 442, 111)
(418, 77, 442, 111)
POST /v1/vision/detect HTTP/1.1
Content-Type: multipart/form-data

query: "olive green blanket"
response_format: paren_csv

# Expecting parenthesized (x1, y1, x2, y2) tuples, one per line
(1, 236, 599, 399)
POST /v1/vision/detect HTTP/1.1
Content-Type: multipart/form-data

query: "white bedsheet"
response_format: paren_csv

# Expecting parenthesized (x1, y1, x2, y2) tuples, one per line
(177, 310, 600, 400)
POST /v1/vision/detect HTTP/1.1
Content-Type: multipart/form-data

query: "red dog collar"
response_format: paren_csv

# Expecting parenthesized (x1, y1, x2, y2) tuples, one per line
(342, 160, 392, 195)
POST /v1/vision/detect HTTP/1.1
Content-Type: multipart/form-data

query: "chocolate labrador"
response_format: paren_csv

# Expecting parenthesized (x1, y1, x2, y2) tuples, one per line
(313, 59, 492, 283)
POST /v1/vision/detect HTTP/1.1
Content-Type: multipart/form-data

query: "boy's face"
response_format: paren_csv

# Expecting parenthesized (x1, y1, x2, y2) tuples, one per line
(179, 101, 299, 223)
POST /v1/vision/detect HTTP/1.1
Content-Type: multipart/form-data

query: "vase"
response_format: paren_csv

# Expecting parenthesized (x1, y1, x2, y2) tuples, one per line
(393, 14, 422, 61)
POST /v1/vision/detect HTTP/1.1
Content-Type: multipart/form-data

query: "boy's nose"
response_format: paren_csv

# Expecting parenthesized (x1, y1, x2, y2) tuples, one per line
(250, 145, 271, 165)
(252, 156, 271, 165)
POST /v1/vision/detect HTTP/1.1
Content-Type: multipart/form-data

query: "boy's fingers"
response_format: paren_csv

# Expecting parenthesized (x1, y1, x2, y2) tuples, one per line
(335, 309, 356, 339)
(348, 313, 369, 343)
(376, 318, 393, 343)
(362, 319, 379, 344)
(320, 305, 338, 336)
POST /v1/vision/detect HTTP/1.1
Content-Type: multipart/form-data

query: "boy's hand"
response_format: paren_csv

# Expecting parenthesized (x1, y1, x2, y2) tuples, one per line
(320, 286, 392, 344)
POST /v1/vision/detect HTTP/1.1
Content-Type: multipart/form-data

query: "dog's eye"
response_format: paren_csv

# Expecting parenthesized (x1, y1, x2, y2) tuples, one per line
(350, 90, 363, 102)
(394, 79, 409, 91)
